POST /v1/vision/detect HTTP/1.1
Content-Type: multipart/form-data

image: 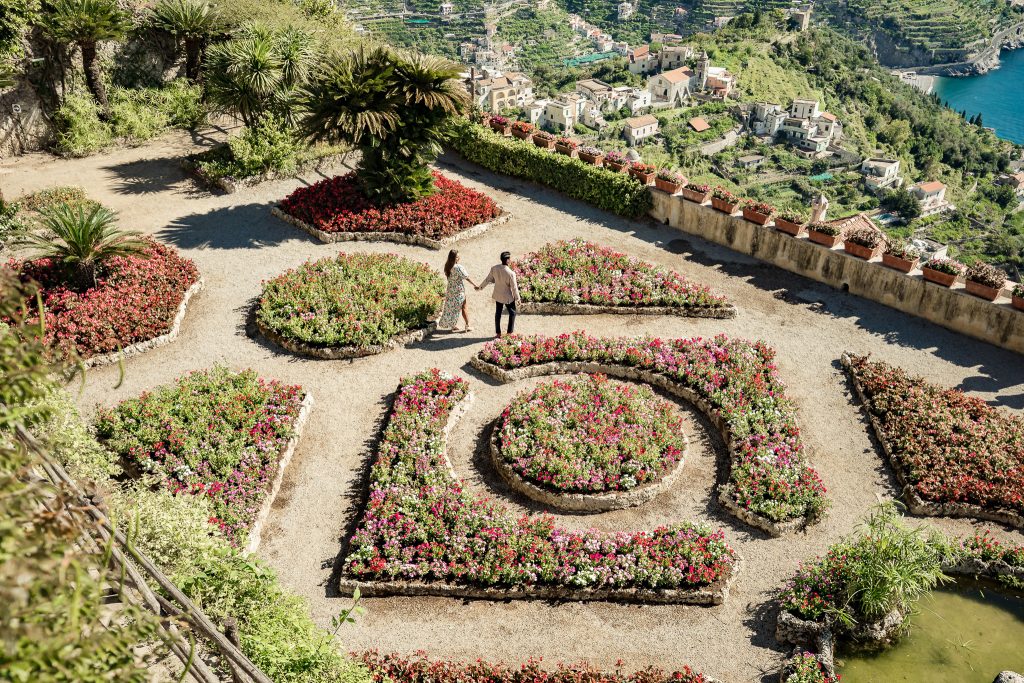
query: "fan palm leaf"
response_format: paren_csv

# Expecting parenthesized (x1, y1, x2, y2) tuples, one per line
(151, 0, 220, 81)
(43, 0, 129, 111)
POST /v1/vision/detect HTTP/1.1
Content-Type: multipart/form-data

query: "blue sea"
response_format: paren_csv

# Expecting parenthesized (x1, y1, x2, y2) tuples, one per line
(933, 48, 1024, 144)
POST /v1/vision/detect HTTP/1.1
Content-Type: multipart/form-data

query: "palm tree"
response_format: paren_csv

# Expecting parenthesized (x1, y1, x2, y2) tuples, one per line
(300, 46, 468, 205)
(19, 203, 148, 291)
(43, 0, 130, 113)
(151, 0, 220, 83)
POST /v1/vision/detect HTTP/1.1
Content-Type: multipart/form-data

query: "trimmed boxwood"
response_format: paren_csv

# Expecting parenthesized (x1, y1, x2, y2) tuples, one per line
(449, 120, 653, 218)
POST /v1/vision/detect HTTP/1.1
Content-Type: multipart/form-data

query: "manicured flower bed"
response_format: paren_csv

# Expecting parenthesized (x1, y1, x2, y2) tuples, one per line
(277, 171, 501, 240)
(10, 241, 199, 360)
(844, 354, 1024, 525)
(257, 252, 443, 351)
(344, 369, 736, 597)
(513, 239, 730, 313)
(496, 374, 686, 494)
(94, 367, 305, 544)
(475, 332, 827, 527)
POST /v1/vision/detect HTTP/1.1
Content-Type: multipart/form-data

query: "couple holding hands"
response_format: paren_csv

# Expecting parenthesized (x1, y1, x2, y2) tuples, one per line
(438, 249, 520, 338)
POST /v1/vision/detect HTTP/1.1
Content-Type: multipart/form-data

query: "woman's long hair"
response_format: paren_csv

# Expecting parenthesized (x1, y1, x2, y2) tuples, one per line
(444, 249, 458, 278)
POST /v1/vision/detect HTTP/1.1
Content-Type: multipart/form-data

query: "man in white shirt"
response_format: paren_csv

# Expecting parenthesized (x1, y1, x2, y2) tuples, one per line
(477, 251, 521, 338)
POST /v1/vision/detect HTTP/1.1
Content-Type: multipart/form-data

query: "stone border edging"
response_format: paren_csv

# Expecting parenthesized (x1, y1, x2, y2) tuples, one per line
(246, 391, 314, 554)
(841, 352, 1024, 530)
(338, 389, 742, 606)
(488, 412, 689, 513)
(81, 277, 204, 369)
(254, 314, 437, 360)
(182, 153, 350, 194)
(469, 355, 812, 537)
(518, 300, 736, 319)
(270, 206, 512, 250)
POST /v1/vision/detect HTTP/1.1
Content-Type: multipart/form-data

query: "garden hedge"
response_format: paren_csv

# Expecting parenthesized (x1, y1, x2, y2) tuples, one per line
(448, 121, 654, 219)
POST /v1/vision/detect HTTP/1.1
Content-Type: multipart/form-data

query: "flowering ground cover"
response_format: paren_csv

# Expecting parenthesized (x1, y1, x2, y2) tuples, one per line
(496, 374, 686, 494)
(514, 240, 729, 312)
(95, 366, 305, 545)
(257, 252, 443, 350)
(10, 241, 199, 360)
(845, 355, 1024, 522)
(278, 171, 501, 240)
(345, 369, 736, 595)
(477, 332, 827, 526)
(355, 651, 711, 683)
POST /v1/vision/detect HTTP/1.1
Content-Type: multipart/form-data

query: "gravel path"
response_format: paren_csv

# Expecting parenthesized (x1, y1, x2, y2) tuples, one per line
(5, 131, 1024, 683)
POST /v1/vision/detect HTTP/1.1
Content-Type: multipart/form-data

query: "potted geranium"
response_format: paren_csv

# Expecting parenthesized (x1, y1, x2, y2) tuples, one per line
(533, 130, 556, 150)
(511, 120, 535, 141)
(843, 226, 885, 260)
(882, 240, 921, 273)
(605, 151, 628, 172)
(489, 115, 511, 135)
(554, 136, 578, 156)
(775, 208, 806, 236)
(806, 222, 844, 248)
(654, 168, 686, 194)
(920, 257, 965, 287)
(742, 199, 774, 226)
(711, 187, 739, 214)
(629, 162, 656, 185)
(578, 145, 604, 166)
(1013, 284, 1024, 311)
(964, 262, 1007, 301)
(682, 182, 710, 203)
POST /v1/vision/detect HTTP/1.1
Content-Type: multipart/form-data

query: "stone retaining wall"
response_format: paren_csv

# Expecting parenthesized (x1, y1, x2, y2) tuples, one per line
(518, 300, 736, 319)
(255, 315, 437, 360)
(649, 191, 1024, 356)
(270, 206, 512, 250)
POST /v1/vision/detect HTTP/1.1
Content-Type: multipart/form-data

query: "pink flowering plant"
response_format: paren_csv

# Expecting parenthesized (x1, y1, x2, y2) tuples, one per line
(513, 239, 729, 311)
(94, 366, 305, 544)
(278, 172, 501, 240)
(959, 529, 1024, 572)
(9, 241, 199, 360)
(345, 368, 736, 591)
(846, 355, 1024, 519)
(257, 252, 444, 349)
(477, 332, 827, 524)
(496, 374, 686, 493)
(781, 652, 838, 683)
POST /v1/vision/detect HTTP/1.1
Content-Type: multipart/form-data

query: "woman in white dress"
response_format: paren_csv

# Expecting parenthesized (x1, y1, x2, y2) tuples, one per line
(438, 249, 478, 332)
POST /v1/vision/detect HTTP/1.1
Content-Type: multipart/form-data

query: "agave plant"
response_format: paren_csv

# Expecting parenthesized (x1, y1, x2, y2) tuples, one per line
(43, 0, 129, 112)
(151, 0, 221, 82)
(300, 45, 468, 205)
(19, 203, 148, 291)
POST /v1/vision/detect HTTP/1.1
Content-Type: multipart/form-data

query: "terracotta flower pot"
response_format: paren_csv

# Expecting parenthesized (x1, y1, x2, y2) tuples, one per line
(579, 151, 603, 166)
(843, 240, 881, 260)
(629, 168, 655, 185)
(654, 178, 683, 194)
(921, 266, 958, 287)
(775, 218, 804, 236)
(533, 136, 555, 150)
(711, 197, 738, 214)
(682, 188, 709, 203)
(555, 143, 577, 157)
(511, 128, 533, 141)
(605, 160, 626, 172)
(489, 121, 511, 135)
(742, 207, 771, 225)
(1013, 295, 1024, 311)
(964, 279, 1002, 301)
(881, 253, 919, 273)
(807, 229, 842, 248)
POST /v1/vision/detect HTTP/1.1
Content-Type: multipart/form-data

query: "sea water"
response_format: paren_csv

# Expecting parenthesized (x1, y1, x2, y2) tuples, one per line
(934, 48, 1024, 144)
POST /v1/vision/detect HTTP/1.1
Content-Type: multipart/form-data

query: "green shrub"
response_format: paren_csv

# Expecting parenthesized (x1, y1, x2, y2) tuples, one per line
(224, 120, 300, 177)
(449, 120, 653, 218)
(110, 89, 173, 142)
(52, 92, 114, 156)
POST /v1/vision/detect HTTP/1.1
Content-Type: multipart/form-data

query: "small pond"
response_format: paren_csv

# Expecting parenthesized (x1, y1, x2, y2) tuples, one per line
(839, 581, 1024, 683)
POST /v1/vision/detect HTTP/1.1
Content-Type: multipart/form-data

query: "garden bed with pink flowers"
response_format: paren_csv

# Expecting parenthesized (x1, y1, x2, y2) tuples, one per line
(95, 366, 311, 550)
(471, 332, 828, 535)
(514, 240, 734, 318)
(9, 241, 201, 365)
(340, 369, 739, 604)
(273, 171, 509, 249)
(491, 374, 688, 512)
(842, 353, 1024, 528)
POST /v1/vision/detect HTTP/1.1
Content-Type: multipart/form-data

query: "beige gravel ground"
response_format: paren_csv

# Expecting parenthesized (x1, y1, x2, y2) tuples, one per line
(4, 130, 1024, 683)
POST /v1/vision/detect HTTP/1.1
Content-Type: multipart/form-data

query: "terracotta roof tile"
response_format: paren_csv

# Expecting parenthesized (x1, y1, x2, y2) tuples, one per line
(688, 117, 710, 132)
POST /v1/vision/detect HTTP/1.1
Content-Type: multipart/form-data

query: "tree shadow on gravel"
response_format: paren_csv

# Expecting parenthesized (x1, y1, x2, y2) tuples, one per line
(101, 156, 197, 197)
(742, 598, 790, 683)
(158, 202, 318, 250)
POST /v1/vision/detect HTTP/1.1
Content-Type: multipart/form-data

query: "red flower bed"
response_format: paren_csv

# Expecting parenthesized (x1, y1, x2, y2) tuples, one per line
(846, 355, 1024, 518)
(278, 171, 501, 240)
(9, 241, 199, 360)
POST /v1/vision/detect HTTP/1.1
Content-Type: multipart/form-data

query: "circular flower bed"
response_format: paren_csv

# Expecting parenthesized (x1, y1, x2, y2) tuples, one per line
(496, 374, 686, 494)
(10, 241, 199, 361)
(278, 171, 501, 240)
(256, 252, 444, 355)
